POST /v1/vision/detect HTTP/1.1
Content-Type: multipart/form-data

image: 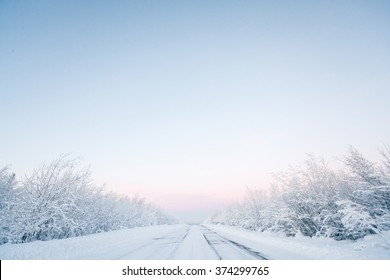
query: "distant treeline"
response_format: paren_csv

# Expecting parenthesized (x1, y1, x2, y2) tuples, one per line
(0, 155, 176, 244)
(210, 146, 390, 241)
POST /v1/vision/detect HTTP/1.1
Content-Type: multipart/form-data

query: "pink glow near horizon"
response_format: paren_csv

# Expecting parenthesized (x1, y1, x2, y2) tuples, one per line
(119, 186, 246, 213)
(101, 169, 272, 215)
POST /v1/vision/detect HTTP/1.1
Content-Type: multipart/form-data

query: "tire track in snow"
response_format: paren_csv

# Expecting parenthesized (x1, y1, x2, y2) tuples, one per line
(166, 226, 190, 259)
(201, 225, 268, 260)
(115, 225, 190, 259)
(202, 232, 223, 260)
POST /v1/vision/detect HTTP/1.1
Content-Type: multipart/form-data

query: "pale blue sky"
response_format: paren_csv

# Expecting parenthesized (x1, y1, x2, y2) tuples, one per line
(1, 1, 389, 222)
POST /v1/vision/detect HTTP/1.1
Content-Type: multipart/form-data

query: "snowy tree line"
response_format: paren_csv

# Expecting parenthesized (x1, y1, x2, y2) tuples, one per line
(0, 155, 176, 245)
(210, 146, 390, 241)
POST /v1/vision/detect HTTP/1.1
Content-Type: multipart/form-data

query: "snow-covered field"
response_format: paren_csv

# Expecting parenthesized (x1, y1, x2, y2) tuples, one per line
(0, 224, 389, 259)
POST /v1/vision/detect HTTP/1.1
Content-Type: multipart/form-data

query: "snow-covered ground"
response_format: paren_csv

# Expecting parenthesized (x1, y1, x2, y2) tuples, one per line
(207, 224, 390, 259)
(0, 224, 389, 259)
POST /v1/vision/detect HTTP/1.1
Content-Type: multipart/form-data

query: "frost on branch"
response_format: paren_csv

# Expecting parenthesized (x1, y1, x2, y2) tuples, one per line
(0, 155, 176, 244)
(0, 167, 17, 244)
(210, 147, 390, 241)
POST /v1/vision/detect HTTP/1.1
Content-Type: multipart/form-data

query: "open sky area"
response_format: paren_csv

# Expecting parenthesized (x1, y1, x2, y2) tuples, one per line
(1, 0, 389, 223)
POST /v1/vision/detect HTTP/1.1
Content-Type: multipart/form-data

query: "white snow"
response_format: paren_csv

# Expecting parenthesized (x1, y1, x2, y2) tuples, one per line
(206, 224, 390, 259)
(0, 224, 188, 260)
(0, 224, 389, 260)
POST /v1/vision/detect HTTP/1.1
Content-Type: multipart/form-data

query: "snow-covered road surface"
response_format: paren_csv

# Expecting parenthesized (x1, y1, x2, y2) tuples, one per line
(1, 224, 389, 259)
(116, 225, 268, 260)
(201, 226, 268, 260)
(0, 224, 269, 260)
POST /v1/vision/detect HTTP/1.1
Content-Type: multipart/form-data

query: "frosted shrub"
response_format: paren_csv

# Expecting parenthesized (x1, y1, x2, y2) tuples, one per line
(0, 167, 17, 244)
(0, 156, 176, 244)
(210, 146, 390, 241)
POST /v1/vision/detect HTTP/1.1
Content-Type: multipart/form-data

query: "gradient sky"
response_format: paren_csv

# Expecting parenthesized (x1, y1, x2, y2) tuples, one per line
(1, 0, 390, 223)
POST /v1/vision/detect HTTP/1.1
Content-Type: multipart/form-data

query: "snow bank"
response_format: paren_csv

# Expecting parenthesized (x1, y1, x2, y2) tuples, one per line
(206, 224, 390, 259)
(0, 224, 188, 260)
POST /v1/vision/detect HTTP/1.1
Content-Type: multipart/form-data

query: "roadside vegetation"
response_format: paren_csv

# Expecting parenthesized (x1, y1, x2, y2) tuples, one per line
(210, 146, 390, 242)
(0, 155, 176, 244)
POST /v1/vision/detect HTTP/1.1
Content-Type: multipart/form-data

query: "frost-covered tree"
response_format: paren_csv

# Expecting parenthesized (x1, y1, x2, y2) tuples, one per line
(345, 146, 383, 186)
(343, 147, 390, 235)
(0, 167, 15, 213)
(0, 167, 17, 244)
(14, 155, 93, 242)
(210, 146, 390, 241)
(378, 145, 390, 183)
(271, 156, 345, 238)
(0, 155, 176, 244)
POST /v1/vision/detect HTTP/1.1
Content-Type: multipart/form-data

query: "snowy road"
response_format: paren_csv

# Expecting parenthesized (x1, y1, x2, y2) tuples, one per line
(1, 224, 389, 259)
(116, 225, 268, 260)
(201, 226, 268, 260)
(0, 224, 270, 260)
